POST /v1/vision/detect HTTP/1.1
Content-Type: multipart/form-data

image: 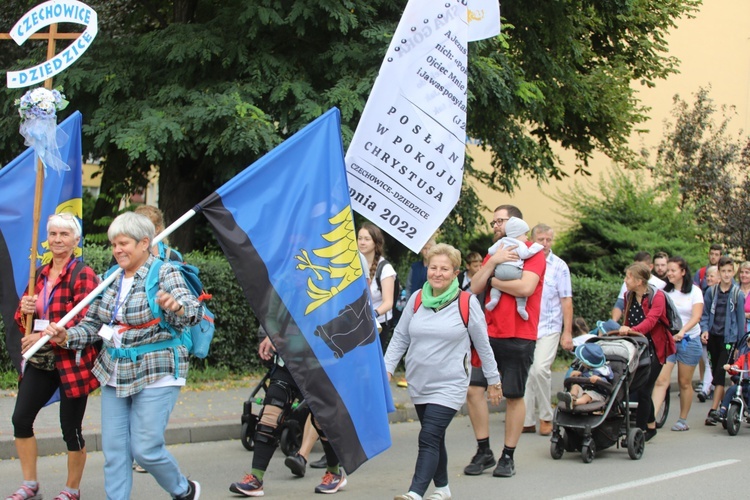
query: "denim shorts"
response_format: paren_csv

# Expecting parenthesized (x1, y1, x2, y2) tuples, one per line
(666, 335, 702, 366)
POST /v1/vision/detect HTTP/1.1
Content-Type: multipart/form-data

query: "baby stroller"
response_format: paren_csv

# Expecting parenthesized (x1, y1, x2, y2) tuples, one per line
(240, 360, 310, 456)
(580, 322, 670, 429)
(550, 334, 650, 463)
(721, 332, 750, 436)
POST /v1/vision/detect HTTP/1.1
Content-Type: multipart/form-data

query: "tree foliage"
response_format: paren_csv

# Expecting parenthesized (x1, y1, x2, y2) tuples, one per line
(466, 0, 700, 192)
(1, 0, 700, 251)
(723, 146, 750, 260)
(554, 168, 707, 280)
(652, 87, 750, 258)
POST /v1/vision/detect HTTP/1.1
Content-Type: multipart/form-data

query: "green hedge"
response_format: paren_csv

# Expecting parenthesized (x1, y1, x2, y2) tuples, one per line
(570, 275, 621, 330)
(1, 246, 622, 373)
(181, 251, 262, 372)
(0, 318, 11, 371)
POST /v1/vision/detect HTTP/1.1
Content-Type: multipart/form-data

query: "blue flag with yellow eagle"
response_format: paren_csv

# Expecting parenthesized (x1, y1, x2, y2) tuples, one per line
(0, 111, 84, 372)
(197, 107, 393, 473)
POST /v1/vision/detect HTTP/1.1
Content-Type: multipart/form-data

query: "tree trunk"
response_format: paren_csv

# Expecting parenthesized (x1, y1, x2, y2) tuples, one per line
(158, 157, 208, 252)
(90, 148, 130, 241)
(173, 0, 199, 23)
(139, 0, 200, 251)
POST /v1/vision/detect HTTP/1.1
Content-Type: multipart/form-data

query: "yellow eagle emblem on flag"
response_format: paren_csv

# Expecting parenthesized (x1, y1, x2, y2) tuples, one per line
(295, 206, 363, 314)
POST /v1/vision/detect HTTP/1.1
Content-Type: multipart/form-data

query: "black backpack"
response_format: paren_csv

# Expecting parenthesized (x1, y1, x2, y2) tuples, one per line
(647, 284, 683, 335)
(375, 259, 401, 326)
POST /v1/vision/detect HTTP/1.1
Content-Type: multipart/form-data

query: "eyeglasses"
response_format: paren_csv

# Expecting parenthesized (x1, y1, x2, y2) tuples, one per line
(489, 217, 509, 227)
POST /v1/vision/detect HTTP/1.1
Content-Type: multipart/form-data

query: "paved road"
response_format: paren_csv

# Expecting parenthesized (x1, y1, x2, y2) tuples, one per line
(0, 389, 744, 499)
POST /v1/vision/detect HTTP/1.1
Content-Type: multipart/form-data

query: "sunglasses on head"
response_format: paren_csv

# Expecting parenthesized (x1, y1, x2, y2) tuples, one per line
(49, 213, 76, 221)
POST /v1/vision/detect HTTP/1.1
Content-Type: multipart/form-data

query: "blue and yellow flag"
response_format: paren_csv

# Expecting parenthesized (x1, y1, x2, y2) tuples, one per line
(197, 108, 393, 473)
(0, 111, 84, 372)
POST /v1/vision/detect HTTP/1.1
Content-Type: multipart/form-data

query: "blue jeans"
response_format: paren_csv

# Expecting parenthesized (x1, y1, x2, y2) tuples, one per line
(101, 385, 189, 500)
(720, 381, 750, 413)
(410, 404, 457, 496)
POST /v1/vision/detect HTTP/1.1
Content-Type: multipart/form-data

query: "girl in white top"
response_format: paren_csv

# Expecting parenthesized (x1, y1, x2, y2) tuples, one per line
(358, 223, 396, 352)
(651, 256, 704, 431)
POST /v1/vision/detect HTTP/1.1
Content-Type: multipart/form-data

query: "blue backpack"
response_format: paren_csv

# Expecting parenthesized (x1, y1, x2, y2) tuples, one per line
(105, 259, 215, 366)
(145, 259, 215, 358)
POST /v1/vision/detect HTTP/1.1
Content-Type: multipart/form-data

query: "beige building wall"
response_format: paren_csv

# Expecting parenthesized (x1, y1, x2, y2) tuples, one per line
(470, 0, 750, 233)
(82, 162, 160, 208)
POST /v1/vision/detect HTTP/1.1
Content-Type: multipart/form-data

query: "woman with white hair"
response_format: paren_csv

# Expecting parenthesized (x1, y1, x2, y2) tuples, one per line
(45, 212, 203, 500)
(9, 213, 99, 500)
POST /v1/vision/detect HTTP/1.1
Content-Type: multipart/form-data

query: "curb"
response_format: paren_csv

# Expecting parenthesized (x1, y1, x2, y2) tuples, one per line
(0, 398, 506, 461)
(0, 379, 681, 460)
(0, 421, 244, 461)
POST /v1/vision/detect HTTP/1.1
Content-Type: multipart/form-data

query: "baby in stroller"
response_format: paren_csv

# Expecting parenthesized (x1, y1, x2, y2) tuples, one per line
(558, 343, 614, 409)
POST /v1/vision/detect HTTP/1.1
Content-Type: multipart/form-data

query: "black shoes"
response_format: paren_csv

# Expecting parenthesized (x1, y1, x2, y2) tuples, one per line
(705, 409, 719, 426)
(285, 453, 307, 477)
(309, 455, 327, 469)
(463, 448, 496, 475)
(492, 456, 515, 477)
(174, 479, 200, 500)
(557, 391, 573, 410)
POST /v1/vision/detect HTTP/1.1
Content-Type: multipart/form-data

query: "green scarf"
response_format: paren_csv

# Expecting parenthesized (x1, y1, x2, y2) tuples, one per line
(421, 278, 459, 309)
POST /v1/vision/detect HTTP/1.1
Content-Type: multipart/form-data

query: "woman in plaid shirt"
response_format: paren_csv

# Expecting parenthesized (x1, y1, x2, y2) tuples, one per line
(9, 213, 99, 500)
(46, 212, 203, 500)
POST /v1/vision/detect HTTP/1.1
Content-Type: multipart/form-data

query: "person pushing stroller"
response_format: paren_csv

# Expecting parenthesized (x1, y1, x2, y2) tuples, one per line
(558, 344, 614, 409)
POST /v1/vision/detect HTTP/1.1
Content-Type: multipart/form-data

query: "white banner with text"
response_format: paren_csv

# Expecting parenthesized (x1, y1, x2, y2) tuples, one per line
(345, 0, 499, 252)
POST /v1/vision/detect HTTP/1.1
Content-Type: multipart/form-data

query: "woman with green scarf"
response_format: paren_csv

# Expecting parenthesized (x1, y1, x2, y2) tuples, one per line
(385, 243, 502, 500)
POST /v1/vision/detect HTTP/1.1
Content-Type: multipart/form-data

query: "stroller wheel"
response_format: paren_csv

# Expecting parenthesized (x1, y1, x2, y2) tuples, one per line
(241, 421, 256, 451)
(280, 420, 303, 457)
(581, 439, 595, 464)
(550, 431, 565, 460)
(627, 428, 644, 460)
(727, 404, 742, 436)
(655, 386, 670, 429)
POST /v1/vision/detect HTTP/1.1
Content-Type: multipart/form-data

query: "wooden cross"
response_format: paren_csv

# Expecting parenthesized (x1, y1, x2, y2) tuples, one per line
(1, 23, 82, 333)
(0, 24, 82, 90)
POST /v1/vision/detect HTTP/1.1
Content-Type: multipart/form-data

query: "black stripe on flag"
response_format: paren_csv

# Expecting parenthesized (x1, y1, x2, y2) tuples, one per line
(200, 195, 369, 472)
(0, 229, 22, 372)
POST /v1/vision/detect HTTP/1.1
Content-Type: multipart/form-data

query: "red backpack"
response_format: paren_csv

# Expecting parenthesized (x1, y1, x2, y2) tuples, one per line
(413, 290, 472, 327)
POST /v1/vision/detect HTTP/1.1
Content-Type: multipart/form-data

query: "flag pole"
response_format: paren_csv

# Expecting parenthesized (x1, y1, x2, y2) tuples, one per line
(23, 24, 60, 335)
(22, 208, 199, 360)
(26, 159, 45, 335)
